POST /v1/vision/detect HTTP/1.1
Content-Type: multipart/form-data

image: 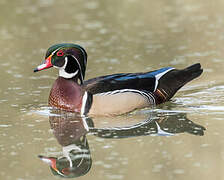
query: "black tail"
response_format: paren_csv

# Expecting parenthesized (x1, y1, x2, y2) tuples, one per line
(156, 63, 203, 102)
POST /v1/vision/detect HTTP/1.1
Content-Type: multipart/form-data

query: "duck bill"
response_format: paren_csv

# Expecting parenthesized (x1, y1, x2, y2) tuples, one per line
(34, 55, 53, 72)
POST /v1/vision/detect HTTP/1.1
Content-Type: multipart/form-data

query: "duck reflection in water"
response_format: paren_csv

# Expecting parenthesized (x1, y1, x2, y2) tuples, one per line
(38, 109, 205, 178)
(39, 110, 92, 178)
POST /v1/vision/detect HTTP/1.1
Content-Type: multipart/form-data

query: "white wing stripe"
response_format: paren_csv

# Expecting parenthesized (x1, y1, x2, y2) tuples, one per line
(155, 68, 175, 80)
(154, 68, 175, 91)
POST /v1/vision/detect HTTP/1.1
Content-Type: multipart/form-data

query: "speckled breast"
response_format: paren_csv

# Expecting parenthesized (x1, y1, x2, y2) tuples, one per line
(49, 77, 84, 112)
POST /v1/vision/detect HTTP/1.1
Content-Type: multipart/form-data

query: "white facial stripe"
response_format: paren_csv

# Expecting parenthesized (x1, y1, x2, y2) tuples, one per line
(71, 55, 84, 82)
(51, 47, 61, 56)
(78, 47, 87, 66)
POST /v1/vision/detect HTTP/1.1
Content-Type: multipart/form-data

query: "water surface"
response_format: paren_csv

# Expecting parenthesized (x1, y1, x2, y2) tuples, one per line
(1, 0, 224, 179)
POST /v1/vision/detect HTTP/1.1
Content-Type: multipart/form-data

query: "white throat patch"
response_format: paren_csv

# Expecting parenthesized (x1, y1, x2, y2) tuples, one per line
(58, 56, 79, 79)
(59, 69, 79, 79)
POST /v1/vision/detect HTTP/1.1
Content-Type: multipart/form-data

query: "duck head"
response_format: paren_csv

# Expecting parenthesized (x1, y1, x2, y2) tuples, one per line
(38, 134, 92, 178)
(38, 140, 92, 178)
(34, 43, 87, 84)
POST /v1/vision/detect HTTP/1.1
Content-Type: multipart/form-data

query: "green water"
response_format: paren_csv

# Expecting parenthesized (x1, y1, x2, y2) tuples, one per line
(1, 0, 224, 179)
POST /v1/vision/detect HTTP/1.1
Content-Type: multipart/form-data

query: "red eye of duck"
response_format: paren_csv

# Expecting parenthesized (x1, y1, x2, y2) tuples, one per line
(57, 50, 64, 56)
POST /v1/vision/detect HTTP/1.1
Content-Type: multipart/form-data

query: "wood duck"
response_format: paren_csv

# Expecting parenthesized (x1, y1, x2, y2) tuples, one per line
(38, 110, 92, 178)
(34, 43, 203, 116)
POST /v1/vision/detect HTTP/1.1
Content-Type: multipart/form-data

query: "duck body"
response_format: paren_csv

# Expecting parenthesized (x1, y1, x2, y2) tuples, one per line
(82, 67, 173, 116)
(34, 43, 203, 116)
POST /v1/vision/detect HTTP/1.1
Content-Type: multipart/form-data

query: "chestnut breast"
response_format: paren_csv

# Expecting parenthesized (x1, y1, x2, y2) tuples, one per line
(49, 77, 84, 112)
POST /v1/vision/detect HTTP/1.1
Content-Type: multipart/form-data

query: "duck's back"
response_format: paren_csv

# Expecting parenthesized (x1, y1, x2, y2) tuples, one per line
(83, 67, 173, 94)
